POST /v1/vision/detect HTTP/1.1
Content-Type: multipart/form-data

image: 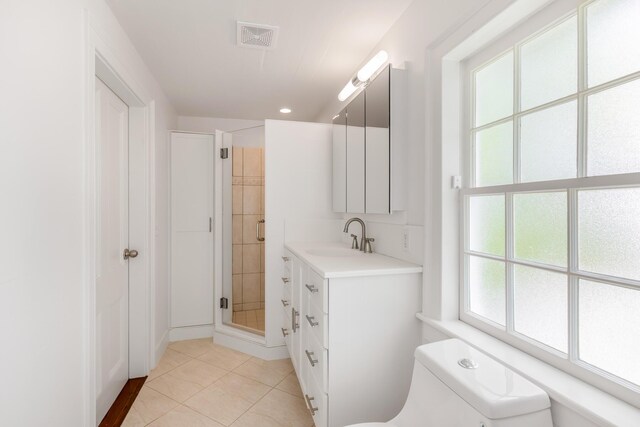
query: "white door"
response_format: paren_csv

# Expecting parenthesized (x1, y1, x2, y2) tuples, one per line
(171, 132, 214, 328)
(95, 77, 130, 424)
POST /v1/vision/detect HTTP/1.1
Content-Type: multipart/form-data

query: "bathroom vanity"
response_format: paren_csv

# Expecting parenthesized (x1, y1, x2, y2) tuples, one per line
(281, 242, 422, 427)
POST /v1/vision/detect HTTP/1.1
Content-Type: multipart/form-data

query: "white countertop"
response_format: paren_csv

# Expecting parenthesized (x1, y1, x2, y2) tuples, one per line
(285, 241, 423, 279)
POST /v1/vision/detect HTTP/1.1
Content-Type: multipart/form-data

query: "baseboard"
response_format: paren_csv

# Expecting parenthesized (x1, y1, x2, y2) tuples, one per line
(213, 328, 289, 360)
(154, 329, 169, 369)
(169, 324, 215, 342)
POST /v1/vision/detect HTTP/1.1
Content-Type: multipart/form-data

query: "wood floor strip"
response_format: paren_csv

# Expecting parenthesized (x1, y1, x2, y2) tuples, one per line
(99, 377, 147, 427)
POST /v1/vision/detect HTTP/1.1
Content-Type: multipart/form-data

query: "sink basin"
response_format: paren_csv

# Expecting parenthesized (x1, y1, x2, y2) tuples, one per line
(305, 247, 364, 257)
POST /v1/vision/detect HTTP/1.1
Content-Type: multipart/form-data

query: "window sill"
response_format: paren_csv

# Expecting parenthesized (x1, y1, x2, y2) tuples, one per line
(416, 314, 640, 427)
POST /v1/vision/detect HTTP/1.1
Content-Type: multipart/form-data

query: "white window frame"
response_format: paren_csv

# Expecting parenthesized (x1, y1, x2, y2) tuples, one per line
(459, 0, 640, 405)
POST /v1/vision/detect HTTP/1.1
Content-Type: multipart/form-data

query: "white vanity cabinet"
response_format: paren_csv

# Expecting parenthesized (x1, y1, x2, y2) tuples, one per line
(282, 244, 422, 427)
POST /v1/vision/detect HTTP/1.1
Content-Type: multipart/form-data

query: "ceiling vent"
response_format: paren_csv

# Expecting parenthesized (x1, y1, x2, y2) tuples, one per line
(237, 21, 279, 50)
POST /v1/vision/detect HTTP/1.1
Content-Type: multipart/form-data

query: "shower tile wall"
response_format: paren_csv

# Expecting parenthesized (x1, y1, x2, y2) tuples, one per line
(232, 147, 265, 320)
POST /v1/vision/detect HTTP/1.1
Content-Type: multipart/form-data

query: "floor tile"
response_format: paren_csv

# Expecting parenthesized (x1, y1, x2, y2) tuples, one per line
(275, 372, 303, 398)
(168, 359, 228, 388)
(184, 373, 271, 426)
(149, 348, 193, 380)
(169, 338, 216, 358)
(197, 344, 251, 371)
(147, 405, 225, 427)
(146, 371, 205, 402)
(121, 406, 146, 427)
(234, 357, 294, 387)
(237, 389, 314, 427)
(128, 386, 179, 424)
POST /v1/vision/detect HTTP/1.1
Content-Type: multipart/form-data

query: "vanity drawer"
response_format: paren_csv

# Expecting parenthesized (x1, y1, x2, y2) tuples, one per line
(305, 297, 328, 349)
(304, 369, 328, 427)
(305, 269, 328, 313)
(303, 323, 328, 393)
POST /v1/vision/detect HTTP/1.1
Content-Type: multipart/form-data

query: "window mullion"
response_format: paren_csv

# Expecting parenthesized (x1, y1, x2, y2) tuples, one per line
(577, 2, 588, 178)
(506, 192, 515, 334)
(568, 188, 580, 363)
(513, 44, 521, 184)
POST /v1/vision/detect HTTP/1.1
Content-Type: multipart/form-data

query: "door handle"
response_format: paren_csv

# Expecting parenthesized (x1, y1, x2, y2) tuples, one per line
(305, 394, 318, 415)
(123, 248, 138, 260)
(305, 349, 318, 367)
(256, 219, 265, 242)
(306, 315, 319, 327)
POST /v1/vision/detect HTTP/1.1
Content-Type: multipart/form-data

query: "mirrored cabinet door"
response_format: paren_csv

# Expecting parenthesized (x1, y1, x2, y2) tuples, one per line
(332, 109, 347, 212)
(365, 66, 390, 214)
(346, 91, 365, 213)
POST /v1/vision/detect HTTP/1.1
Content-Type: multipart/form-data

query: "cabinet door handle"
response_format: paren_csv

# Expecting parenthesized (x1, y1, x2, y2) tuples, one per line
(306, 315, 319, 327)
(305, 350, 318, 367)
(292, 308, 299, 332)
(305, 283, 319, 293)
(281, 328, 289, 337)
(281, 299, 290, 307)
(282, 256, 290, 262)
(305, 394, 319, 415)
(256, 219, 265, 242)
(281, 277, 290, 283)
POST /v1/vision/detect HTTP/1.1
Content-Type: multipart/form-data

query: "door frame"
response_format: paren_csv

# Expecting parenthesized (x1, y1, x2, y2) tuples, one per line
(82, 12, 156, 426)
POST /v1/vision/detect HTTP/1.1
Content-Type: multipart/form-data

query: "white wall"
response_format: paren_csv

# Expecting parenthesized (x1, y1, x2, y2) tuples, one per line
(0, 0, 176, 424)
(314, 0, 497, 265)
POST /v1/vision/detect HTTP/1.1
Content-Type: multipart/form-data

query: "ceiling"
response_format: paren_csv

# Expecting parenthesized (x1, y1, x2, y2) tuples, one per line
(105, 0, 414, 121)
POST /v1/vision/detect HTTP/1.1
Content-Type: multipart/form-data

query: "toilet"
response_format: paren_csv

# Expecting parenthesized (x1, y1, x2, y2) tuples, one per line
(348, 339, 553, 427)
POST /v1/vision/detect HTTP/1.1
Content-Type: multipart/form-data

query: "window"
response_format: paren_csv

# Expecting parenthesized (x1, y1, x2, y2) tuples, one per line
(462, 0, 640, 393)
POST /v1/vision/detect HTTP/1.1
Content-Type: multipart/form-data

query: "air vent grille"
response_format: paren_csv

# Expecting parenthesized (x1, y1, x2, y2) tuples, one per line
(237, 21, 279, 49)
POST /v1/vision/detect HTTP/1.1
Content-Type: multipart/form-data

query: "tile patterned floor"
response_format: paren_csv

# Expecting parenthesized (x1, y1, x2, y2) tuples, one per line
(122, 338, 314, 427)
(232, 309, 265, 332)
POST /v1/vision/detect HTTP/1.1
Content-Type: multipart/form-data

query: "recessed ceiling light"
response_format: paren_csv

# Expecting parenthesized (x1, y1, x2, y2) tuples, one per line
(280, 108, 292, 114)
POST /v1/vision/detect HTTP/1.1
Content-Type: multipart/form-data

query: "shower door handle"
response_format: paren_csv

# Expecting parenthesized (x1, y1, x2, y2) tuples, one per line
(256, 219, 265, 242)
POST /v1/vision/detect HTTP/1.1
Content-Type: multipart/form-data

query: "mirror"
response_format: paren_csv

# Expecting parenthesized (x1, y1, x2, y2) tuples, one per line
(346, 91, 365, 213)
(365, 66, 390, 214)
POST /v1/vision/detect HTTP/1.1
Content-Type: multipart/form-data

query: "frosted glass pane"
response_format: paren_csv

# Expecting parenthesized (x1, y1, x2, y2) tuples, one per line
(475, 52, 514, 127)
(587, 0, 640, 87)
(475, 122, 513, 187)
(587, 79, 640, 176)
(469, 256, 506, 325)
(579, 280, 640, 385)
(520, 102, 577, 182)
(514, 192, 567, 267)
(521, 16, 577, 110)
(514, 266, 568, 352)
(469, 195, 505, 256)
(578, 188, 640, 280)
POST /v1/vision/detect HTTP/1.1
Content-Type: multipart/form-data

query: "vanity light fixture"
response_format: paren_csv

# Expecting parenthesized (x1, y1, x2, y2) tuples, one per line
(280, 107, 292, 114)
(338, 50, 389, 102)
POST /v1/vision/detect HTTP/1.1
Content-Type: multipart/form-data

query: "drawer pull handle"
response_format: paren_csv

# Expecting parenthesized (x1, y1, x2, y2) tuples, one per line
(305, 349, 318, 367)
(305, 283, 319, 293)
(281, 328, 289, 337)
(282, 277, 290, 283)
(292, 308, 299, 332)
(305, 394, 319, 415)
(306, 315, 319, 327)
(282, 256, 290, 262)
(281, 299, 290, 307)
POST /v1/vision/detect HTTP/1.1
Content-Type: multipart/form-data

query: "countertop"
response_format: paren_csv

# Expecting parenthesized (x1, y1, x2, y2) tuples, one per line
(285, 241, 423, 279)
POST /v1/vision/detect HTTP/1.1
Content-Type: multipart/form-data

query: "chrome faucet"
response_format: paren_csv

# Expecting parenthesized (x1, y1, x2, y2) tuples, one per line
(343, 218, 374, 253)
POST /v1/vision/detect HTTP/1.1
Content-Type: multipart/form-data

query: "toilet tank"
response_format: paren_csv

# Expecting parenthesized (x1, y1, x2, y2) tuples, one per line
(392, 339, 553, 427)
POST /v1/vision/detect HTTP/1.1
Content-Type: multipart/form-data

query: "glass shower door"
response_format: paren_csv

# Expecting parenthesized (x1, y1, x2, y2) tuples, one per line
(222, 135, 266, 334)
